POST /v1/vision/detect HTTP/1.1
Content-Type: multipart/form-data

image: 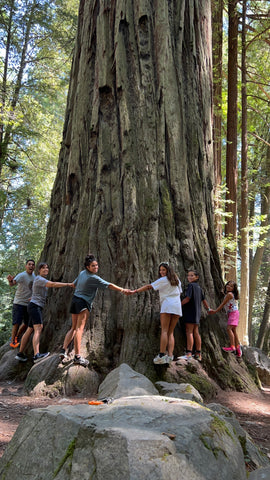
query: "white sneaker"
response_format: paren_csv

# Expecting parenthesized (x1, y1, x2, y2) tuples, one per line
(153, 354, 168, 364)
(177, 354, 192, 361)
(167, 355, 174, 364)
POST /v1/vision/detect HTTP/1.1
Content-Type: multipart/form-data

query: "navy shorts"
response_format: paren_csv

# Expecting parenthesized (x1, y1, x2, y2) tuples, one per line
(27, 302, 43, 327)
(70, 296, 89, 314)
(12, 304, 29, 327)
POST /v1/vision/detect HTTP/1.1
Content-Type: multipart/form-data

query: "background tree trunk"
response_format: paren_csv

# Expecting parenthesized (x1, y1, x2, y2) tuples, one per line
(39, 0, 227, 380)
(248, 143, 270, 342)
(224, 0, 238, 281)
(239, 0, 249, 345)
(211, 0, 224, 270)
(256, 278, 270, 352)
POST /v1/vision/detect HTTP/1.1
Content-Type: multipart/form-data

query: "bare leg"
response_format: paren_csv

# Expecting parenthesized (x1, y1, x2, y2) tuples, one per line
(193, 324, 201, 351)
(11, 324, 19, 343)
(167, 315, 179, 356)
(73, 311, 89, 356)
(63, 316, 78, 351)
(185, 323, 195, 351)
(17, 323, 27, 339)
(227, 325, 235, 347)
(159, 313, 171, 353)
(32, 324, 43, 356)
(232, 326, 240, 346)
(19, 327, 33, 353)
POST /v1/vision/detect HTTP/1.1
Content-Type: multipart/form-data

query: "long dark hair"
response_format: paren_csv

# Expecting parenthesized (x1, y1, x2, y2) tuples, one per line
(84, 254, 97, 268)
(158, 262, 179, 286)
(38, 262, 48, 272)
(224, 280, 239, 300)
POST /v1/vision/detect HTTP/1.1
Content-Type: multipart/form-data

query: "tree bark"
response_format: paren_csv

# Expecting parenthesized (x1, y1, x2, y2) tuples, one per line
(256, 277, 270, 352)
(211, 0, 223, 267)
(248, 143, 270, 342)
(239, 0, 249, 345)
(224, 0, 238, 281)
(40, 0, 225, 379)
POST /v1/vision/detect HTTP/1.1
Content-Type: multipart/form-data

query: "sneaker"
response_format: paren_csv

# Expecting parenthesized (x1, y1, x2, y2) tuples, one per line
(15, 352, 28, 362)
(166, 355, 174, 364)
(222, 347, 236, 353)
(194, 353, 202, 362)
(236, 345, 242, 358)
(153, 354, 168, 364)
(59, 348, 68, 360)
(10, 339, 20, 348)
(33, 352, 50, 363)
(73, 356, 89, 367)
(177, 353, 192, 361)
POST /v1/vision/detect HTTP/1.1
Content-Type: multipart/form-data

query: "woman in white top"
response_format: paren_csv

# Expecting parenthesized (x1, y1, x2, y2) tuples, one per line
(132, 262, 182, 365)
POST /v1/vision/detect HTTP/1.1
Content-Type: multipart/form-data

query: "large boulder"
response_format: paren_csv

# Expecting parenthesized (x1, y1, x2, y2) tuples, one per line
(207, 403, 270, 471)
(248, 466, 270, 479)
(243, 347, 270, 386)
(155, 380, 203, 403)
(1, 363, 269, 480)
(97, 362, 159, 399)
(0, 395, 248, 480)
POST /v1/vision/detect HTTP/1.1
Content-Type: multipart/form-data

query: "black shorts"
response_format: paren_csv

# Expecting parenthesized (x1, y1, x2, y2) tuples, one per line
(70, 296, 89, 314)
(27, 302, 43, 327)
(12, 304, 29, 327)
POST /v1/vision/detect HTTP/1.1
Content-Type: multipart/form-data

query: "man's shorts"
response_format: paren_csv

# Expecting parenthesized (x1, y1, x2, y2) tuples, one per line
(12, 304, 29, 327)
(27, 302, 43, 328)
(70, 296, 89, 314)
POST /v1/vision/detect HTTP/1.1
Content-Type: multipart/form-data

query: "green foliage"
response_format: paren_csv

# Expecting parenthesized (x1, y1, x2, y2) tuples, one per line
(0, 0, 79, 340)
(0, 0, 78, 261)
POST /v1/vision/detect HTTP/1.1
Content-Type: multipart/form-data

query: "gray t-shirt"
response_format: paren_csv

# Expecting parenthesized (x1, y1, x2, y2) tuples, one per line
(30, 275, 49, 308)
(13, 271, 36, 306)
(73, 270, 110, 310)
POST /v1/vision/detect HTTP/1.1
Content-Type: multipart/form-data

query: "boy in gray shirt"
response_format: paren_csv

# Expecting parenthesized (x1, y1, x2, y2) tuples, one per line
(7, 259, 35, 348)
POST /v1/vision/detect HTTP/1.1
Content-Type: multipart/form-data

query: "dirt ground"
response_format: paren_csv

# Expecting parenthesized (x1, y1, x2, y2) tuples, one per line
(0, 381, 269, 462)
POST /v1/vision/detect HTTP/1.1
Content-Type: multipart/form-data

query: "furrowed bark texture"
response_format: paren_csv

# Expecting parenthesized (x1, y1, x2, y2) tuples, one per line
(41, 0, 225, 377)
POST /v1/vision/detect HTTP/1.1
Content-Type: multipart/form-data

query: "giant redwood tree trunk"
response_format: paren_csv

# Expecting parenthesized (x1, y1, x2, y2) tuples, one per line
(40, 0, 226, 379)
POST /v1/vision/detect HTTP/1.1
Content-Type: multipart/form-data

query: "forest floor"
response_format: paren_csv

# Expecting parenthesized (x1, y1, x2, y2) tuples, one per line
(0, 380, 269, 463)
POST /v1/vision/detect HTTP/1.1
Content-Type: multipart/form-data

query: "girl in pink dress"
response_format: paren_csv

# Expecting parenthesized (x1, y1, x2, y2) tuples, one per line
(209, 280, 242, 358)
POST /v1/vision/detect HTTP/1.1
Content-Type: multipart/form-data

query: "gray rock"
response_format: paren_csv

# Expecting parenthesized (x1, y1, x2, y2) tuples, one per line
(0, 395, 247, 480)
(207, 403, 270, 470)
(155, 381, 203, 403)
(23, 354, 100, 397)
(249, 466, 270, 479)
(97, 362, 159, 399)
(243, 347, 270, 386)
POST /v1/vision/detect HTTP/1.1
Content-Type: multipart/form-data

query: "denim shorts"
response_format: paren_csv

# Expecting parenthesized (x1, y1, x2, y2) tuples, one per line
(12, 304, 29, 326)
(27, 302, 43, 327)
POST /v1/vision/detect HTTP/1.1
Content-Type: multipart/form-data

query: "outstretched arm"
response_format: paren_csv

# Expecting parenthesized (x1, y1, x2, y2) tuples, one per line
(46, 281, 75, 288)
(130, 284, 153, 294)
(7, 275, 16, 286)
(108, 284, 133, 295)
(209, 292, 233, 314)
(202, 299, 211, 311)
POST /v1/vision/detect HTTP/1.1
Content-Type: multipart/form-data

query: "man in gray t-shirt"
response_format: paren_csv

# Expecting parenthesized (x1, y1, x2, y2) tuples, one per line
(7, 259, 35, 348)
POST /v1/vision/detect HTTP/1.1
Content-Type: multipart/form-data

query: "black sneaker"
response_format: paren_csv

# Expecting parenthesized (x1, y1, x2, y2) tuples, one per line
(15, 352, 28, 362)
(33, 352, 50, 363)
(73, 356, 89, 367)
(59, 348, 68, 360)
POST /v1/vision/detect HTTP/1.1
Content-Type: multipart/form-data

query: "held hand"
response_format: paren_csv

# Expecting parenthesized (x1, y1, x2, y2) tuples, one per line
(122, 289, 130, 295)
(208, 309, 216, 315)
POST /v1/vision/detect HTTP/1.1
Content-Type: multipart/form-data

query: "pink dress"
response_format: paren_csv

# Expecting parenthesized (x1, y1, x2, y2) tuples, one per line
(224, 295, 239, 326)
